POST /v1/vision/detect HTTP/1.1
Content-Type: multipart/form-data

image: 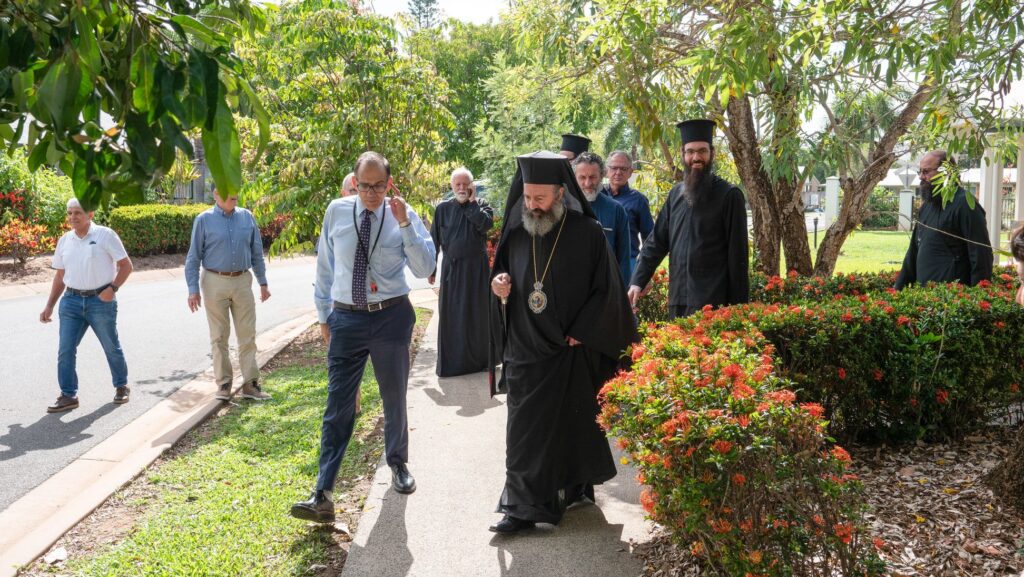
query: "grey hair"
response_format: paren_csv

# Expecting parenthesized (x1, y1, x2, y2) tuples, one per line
(451, 167, 474, 182)
(607, 150, 633, 164)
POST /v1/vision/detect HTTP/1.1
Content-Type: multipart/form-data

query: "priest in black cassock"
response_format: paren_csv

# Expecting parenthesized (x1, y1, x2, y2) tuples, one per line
(429, 167, 495, 377)
(488, 151, 638, 534)
(894, 150, 992, 290)
(628, 119, 749, 318)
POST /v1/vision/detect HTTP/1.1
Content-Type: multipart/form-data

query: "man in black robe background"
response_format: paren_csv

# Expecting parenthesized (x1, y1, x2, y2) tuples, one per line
(895, 150, 993, 289)
(488, 151, 638, 533)
(430, 167, 494, 377)
(628, 118, 749, 318)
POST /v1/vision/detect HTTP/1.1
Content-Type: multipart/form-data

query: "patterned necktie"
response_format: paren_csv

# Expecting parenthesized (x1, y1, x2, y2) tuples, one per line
(352, 209, 372, 307)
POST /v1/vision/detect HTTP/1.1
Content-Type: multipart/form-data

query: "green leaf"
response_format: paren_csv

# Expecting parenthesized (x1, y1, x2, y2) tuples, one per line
(201, 99, 241, 197)
(130, 47, 155, 113)
(238, 78, 269, 159)
(35, 60, 69, 132)
(170, 15, 225, 47)
(27, 136, 50, 171)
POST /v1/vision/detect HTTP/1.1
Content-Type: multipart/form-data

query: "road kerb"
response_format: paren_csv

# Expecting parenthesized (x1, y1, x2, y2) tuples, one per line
(0, 311, 318, 577)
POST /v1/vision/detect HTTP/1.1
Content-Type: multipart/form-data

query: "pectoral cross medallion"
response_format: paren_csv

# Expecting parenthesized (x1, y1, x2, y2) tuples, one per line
(528, 282, 548, 314)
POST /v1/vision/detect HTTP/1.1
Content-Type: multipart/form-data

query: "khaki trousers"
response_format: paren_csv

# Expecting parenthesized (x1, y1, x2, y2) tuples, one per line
(200, 270, 258, 386)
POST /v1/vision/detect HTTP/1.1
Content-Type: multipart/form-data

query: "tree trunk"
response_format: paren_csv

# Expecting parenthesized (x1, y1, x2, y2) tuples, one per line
(779, 180, 813, 274)
(723, 96, 782, 275)
(986, 426, 1024, 512)
(812, 82, 936, 277)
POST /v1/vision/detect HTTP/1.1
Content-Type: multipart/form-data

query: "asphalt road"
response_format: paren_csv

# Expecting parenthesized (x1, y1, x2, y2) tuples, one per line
(0, 258, 431, 512)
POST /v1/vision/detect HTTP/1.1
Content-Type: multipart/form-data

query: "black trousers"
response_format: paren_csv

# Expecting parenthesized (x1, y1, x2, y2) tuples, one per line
(315, 297, 415, 491)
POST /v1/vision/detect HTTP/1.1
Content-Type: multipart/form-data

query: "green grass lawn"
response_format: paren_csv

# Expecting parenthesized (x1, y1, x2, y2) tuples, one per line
(57, 308, 432, 577)
(817, 229, 911, 274)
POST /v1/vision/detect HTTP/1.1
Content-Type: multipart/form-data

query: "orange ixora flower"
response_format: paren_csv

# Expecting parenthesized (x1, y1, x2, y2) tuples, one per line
(712, 440, 734, 454)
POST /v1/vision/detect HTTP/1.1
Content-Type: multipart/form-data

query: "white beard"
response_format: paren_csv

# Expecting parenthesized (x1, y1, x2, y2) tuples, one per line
(582, 190, 598, 203)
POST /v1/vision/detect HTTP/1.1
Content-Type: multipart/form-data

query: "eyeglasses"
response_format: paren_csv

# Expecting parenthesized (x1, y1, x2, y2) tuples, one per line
(356, 181, 388, 194)
(917, 168, 938, 176)
(683, 148, 712, 157)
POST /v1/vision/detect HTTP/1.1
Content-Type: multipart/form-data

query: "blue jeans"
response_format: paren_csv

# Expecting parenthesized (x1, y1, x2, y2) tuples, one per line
(57, 292, 129, 396)
(316, 298, 415, 491)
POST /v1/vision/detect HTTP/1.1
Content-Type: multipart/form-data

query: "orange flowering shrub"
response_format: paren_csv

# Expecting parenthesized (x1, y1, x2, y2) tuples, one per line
(601, 321, 885, 576)
(0, 218, 55, 264)
(636, 269, 1024, 442)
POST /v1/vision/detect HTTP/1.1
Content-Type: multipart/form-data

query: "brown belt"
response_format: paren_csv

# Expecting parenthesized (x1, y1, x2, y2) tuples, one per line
(206, 269, 247, 277)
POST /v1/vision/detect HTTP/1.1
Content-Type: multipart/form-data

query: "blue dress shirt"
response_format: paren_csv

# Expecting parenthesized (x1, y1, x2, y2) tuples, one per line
(603, 184, 655, 259)
(184, 204, 267, 295)
(314, 196, 436, 323)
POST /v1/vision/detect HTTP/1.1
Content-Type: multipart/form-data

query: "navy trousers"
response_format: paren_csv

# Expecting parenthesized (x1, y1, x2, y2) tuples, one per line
(316, 297, 415, 491)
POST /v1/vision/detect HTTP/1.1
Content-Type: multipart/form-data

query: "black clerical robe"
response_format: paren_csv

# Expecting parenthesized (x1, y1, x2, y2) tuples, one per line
(431, 198, 494, 377)
(895, 188, 993, 290)
(492, 211, 638, 523)
(631, 174, 749, 317)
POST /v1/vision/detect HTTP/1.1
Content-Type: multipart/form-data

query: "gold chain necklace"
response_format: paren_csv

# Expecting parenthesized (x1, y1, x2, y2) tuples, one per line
(528, 211, 568, 314)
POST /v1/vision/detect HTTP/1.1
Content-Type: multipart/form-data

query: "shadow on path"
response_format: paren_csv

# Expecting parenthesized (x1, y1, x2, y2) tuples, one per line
(422, 372, 503, 418)
(342, 489, 413, 577)
(489, 504, 635, 577)
(0, 403, 117, 461)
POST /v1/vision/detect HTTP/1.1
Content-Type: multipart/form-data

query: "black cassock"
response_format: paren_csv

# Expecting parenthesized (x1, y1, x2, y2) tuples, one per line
(631, 174, 749, 318)
(431, 198, 495, 377)
(491, 211, 638, 523)
(895, 188, 993, 290)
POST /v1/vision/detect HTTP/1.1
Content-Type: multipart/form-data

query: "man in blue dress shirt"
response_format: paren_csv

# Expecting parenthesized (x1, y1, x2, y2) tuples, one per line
(603, 151, 654, 279)
(291, 151, 436, 523)
(184, 187, 271, 402)
(572, 152, 631, 285)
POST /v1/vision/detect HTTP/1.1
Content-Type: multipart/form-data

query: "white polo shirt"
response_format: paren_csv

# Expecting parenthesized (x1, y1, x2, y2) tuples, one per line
(52, 224, 129, 291)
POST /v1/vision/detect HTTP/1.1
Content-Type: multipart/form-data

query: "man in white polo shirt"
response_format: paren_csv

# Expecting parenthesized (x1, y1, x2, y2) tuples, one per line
(39, 198, 133, 413)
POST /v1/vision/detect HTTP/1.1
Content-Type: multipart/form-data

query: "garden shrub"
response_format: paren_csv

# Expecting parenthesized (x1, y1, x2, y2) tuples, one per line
(108, 204, 208, 255)
(635, 271, 1024, 442)
(601, 322, 885, 576)
(260, 214, 292, 250)
(861, 187, 898, 229)
(0, 218, 56, 264)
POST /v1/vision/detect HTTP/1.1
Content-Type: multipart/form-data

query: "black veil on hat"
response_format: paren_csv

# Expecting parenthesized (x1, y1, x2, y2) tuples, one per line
(560, 134, 591, 157)
(676, 119, 716, 145)
(495, 151, 596, 247)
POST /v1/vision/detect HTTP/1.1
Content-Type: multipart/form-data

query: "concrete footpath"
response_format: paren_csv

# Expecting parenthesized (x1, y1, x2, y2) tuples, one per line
(342, 303, 651, 577)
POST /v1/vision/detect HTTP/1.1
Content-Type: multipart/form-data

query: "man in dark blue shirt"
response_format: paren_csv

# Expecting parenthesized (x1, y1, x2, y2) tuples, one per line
(572, 152, 631, 285)
(602, 151, 654, 280)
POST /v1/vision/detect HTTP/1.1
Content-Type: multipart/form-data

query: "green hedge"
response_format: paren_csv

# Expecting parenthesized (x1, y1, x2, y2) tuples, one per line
(634, 271, 1024, 442)
(108, 204, 209, 256)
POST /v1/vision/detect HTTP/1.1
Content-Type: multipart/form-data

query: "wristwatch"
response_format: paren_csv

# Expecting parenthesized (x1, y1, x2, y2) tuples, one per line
(399, 220, 411, 228)
(110, 284, 120, 293)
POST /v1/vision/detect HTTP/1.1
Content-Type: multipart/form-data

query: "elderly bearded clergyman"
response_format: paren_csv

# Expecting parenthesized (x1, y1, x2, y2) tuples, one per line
(488, 151, 637, 534)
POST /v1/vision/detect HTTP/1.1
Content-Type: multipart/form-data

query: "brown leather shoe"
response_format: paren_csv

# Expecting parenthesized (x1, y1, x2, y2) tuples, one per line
(47, 395, 79, 413)
(215, 382, 234, 401)
(240, 380, 271, 401)
(113, 386, 130, 404)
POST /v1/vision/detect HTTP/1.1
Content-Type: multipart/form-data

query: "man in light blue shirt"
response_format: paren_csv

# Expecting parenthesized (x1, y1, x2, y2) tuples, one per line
(184, 188, 271, 402)
(292, 151, 436, 523)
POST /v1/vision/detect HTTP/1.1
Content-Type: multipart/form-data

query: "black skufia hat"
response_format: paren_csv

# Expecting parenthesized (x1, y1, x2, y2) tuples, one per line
(560, 134, 591, 157)
(676, 119, 716, 145)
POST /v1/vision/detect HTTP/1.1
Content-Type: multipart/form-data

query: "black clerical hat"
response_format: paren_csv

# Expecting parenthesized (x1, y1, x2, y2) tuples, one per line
(560, 134, 591, 157)
(676, 119, 716, 145)
(493, 151, 596, 253)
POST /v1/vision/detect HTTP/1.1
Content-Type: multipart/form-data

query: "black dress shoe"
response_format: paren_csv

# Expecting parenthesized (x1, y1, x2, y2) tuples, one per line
(489, 515, 536, 533)
(391, 463, 416, 494)
(289, 490, 335, 523)
(113, 386, 130, 404)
